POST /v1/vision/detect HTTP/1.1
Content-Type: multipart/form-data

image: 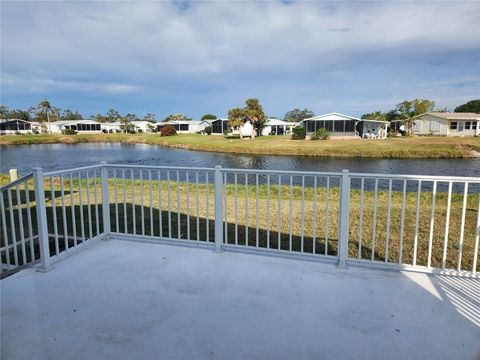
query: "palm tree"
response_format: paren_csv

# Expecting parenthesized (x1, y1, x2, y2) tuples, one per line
(244, 98, 266, 139)
(228, 107, 245, 139)
(119, 117, 131, 133)
(36, 100, 56, 133)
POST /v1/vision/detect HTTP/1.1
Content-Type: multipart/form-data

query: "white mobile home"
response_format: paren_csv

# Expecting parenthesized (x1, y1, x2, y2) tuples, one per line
(301, 113, 387, 139)
(261, 118, 298, 136)
(157, 120, 208, 134)
(0, 119, 41, 134)
(411, 112, 480, 136)
(101, 122, 122, 133)
(49, 120, 102, 134)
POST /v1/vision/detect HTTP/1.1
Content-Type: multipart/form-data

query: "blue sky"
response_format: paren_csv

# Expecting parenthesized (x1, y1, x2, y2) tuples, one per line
(1, 1, 479, 120)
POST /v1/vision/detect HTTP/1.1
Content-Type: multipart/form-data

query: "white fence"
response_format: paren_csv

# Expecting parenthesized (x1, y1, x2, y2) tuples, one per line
(1, 164, 479, 277)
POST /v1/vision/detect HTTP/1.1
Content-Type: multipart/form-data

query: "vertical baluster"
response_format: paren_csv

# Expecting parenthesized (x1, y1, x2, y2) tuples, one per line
(51, 176, 60, 254)
(0, 192, 10, 269)
(301, 176, 305, 253)
(122, 169, 127, 234)
(149, 170, 153, 237)
(427, 180, 437, 268)
(289, 175, 293, 252)
(371, 178, 378, 261)
(195, 172, 199, 241)
(472, 193, 480, 274)
(167, 170, 171, 239)
(78, 172, 85, 242)
(60, 175, 68, 250)
(234, 173, 238, 245)
(442, 182, 453, 270)
(385, 179, 392, 262)
(93, 170, 100, 236)
(131, 169, 136, 235)
(69, 173, 77, 247)
(399, 180, 407, 264)
(358, 178, 365, 259)
(186, 171, 190, 241)
(325, 176, 330, 255)
(312, 176, 317, 254)
(224, 172, 228, 245)
(15, 184, 27, 264)
(413, 180, 422, 266)
(24, 179, 35, 260)
(113, 169, 119, 233)
(277, 175, 282, 250)
(266, 174, 271, 249)
(255, 174, 259, 248)
(7, 187, 19, 265)
(245, 173, 248, 245)
(158, 170, 163, 238)
(206, 172, 210, 242)
(177, 171, 181, 239)
(457, 182, 469, 272)
(140, 170, 145, 236)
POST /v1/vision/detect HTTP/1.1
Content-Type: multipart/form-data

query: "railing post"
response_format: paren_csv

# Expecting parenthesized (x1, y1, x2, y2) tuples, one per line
(100, 162, 111, 238)
(337, 169, 350, 269)
(33, 167, 53, 272)
(214, 165, 223, 253)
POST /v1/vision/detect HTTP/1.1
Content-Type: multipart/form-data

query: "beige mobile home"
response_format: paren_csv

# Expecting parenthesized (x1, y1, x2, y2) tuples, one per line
(412, 112, 480, 136)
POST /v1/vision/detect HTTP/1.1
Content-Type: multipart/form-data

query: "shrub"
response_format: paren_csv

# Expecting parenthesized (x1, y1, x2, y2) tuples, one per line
(204, 126, 212, 135)
(160, 125, 177, 136)
(63, 129, 77, 135)
(137, 129, 143, 133)
(291, 126, 306, 140)
(311, 128, 330, 140)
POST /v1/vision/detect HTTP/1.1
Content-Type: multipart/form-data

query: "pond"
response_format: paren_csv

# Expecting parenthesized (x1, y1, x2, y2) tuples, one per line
(1, 143, 479, 177)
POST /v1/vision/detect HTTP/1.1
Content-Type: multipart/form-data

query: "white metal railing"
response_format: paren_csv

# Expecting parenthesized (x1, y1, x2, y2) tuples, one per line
(1, 163, 479, 277)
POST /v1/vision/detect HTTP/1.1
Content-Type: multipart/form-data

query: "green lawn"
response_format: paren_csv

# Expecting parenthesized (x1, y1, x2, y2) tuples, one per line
(1, 133, 480, 158)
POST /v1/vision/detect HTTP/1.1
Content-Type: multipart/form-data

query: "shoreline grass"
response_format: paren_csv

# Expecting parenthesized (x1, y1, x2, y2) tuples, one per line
(1, 133, 480, 158)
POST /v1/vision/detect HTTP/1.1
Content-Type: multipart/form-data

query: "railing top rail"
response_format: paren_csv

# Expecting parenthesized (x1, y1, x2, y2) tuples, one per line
(43, 164, 102, 177)
(220, 168, 343, 177)
(103, 164, 215, 172)
(349, 172, 480, 182)
(0, 173, 33, 192)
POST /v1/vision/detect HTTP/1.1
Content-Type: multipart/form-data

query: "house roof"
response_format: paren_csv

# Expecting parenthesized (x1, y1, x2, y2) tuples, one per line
(415, 112, 480, 120)
(265, 118, 288, 126)
(303, 112, 362, 122)
(54, 120, 101, 126)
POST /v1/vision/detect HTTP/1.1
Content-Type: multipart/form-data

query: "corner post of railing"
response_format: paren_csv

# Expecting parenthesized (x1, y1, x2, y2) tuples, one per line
(33, 167, 53, 272)
(338, 169, 350, 269)
(214, 165, 224, 253)
(100, 162, 111, 238)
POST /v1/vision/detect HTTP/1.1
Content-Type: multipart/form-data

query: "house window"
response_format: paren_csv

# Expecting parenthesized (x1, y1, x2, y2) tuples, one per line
(413, 121, 420, 132)
(465, 122, 471, 130)
(450, 122, 457, 130)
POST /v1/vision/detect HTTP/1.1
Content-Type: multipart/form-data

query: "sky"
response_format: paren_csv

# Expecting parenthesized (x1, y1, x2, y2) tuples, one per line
(1, 1, 479, 120)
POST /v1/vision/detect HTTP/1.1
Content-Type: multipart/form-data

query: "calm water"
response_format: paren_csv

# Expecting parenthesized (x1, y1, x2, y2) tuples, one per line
(1, 143, 479, 178)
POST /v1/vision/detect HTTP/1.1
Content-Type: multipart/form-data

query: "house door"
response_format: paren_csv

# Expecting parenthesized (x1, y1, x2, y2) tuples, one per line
(458, 122, 464, 132)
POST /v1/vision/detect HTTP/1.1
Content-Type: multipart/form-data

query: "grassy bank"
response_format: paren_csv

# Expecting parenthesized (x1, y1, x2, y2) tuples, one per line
(2, 174, 478, 273)
(1, 133, 480, 158)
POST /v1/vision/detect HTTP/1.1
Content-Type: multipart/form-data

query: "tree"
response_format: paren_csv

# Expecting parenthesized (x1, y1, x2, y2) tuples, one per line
(119, 117, 132, 133)
(412, 99, 435, 116)
(455, 100, 480, 113)
(361, 111, 387, 122)
(244, 98, 266, 139)
(106, 109, 121, 122)
(124, 113, 139, 122)
(227, 107, 245, 139)
(163, 114, 192, 122)
(143, 113, 156, 122)
(284, 108, 315, 122)
(90, 114, 108, 123)
(0, 105, 9, 119)
(61, 109, 83, 120)
(201, 114, 217, 121)
(34, 100, 58, 133)
(9, 109, 32, 121)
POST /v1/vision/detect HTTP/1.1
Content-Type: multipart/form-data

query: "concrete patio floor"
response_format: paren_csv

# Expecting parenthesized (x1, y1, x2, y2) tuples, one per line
(2, 239, 479, 360)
